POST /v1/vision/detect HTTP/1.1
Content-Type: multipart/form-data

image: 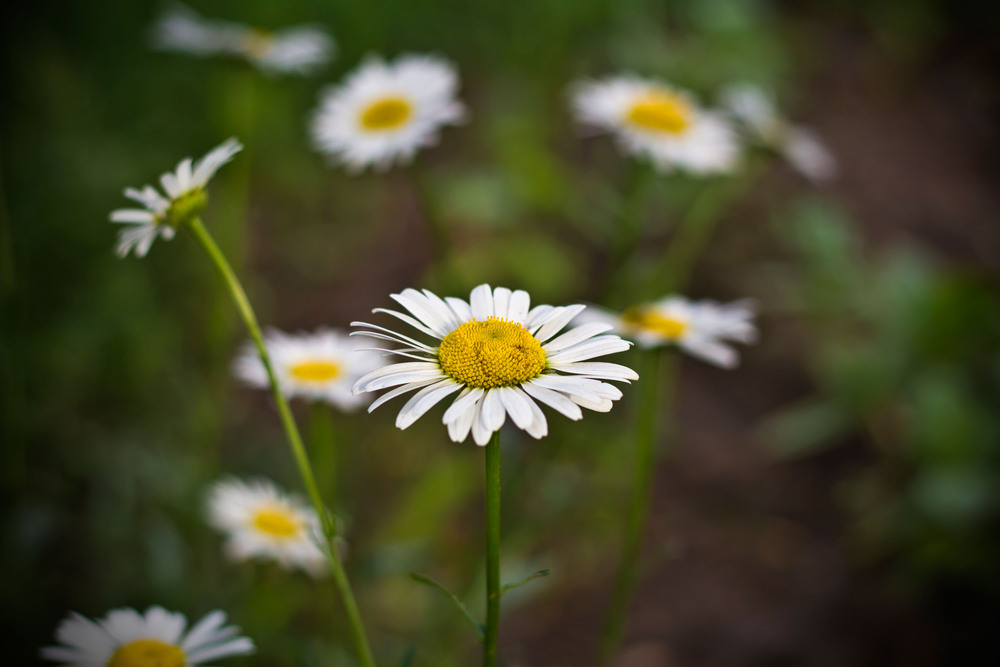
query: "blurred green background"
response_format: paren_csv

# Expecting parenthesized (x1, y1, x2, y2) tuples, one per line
(2, 0, 999, 665)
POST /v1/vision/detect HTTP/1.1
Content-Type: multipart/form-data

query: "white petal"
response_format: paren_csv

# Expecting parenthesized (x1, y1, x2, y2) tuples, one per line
(470, 397, 491, 446)
(444, 296, 473, 323)
(110, 209, 156, 223)
(181, 611, 227, 652)
(542, 322, 614, 353)
(547, 361, 639, 381)
(525, 304, 556, 331)
(395, 379, 463, 429)
(545, 335, 631, 363)
(479, 388, 506, 433)
(367, 378, 439, 412)
(185, 636, 255, 663)
(470, 284, 494, 320)
(372, 308, 439, 338)
(507, 290, 531, 324)
(522, 393, 548, 438)
(497, 386, 534, 430)
(391, 289, 453, 336)
(680, 337, 739, 368)
(356, 369, 444, 392)
(535, 304, 587, 342)
(446, 391, 477, 442)
(491, 287, 511, 319)
(443, 387, 485, 423)
(521, 381, 583, 420)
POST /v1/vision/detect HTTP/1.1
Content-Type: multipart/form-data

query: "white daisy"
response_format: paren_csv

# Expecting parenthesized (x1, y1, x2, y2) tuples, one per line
(206, 477, 327, 577)
(110, 138, 242, 258)
(571, 75, 740, 174)
(152, 3, 334, 76)
(720, 82, 836, 183)
(351, 284, 639, 446)
(310, 54, 466, 172)
(233, 328, 384, 410)
(41, 605, 254, 666)
(581, 296, 757, 369)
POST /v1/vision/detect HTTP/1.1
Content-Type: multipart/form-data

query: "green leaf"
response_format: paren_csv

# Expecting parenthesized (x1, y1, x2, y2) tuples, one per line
(398, 646, 417, 667)
(409, 572, 485, 640)
(501, 569, 551, 595)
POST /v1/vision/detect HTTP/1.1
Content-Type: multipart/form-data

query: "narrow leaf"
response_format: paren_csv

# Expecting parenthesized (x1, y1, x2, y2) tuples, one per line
(410, 572, 485, 639)
(501, 568, 551, 595)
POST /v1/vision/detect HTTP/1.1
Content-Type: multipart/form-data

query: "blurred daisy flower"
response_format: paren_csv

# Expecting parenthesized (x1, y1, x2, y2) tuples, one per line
(233, 328, 384, 410)
(571, 75, 740, 174)
(582, 296, 757, 369)
(41, 606, 254, 666)
(310, 54, 466, 172)
(109, 138, 242, 258)
(152, 3, 334, 76)
(352, 284, 638, 446)
(207, 477, 328, 576)
(720, 82, 836, 183)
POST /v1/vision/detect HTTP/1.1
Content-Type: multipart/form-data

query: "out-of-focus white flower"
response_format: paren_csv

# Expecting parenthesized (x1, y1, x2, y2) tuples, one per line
(233, 328, 384, 410)
(310, 54, 466, 172)
(110, 138, 242, 258)
(206, 477, 328, 577)
(41, 606, 254, 666)
(152, 4, 334, 76)
(571, 75, 741, 174)
(720, 83, 836, 182)
(352, 284, 638, 446)
(580, 296, 757, 369)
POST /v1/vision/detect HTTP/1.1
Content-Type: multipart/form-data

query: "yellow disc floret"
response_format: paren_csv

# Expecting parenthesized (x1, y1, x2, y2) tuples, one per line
(622, 307, 689, 340)
(438, 317, 546, 388)
(107, 639, 185, 667)
(252, 506, 302, 539)
(626, 90, 692, 134)
(360, 97, 413, 131)
(289, 359, 341, 383)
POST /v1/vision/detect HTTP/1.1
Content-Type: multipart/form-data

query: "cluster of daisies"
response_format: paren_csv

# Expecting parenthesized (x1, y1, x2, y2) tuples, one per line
(59, 5, 800, 665)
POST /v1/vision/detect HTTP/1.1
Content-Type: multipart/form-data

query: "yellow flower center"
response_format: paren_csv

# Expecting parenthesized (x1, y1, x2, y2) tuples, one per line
(359, 97, 413, 131)
(241, 29, 273, 59)
(107, 640, 185, 667)
(288, 360, 341, 383)
(252, 507, 301, 539)
(622, 307, 689, 340)
(438, 317, 546, 389)
(626, 91, 692, 134)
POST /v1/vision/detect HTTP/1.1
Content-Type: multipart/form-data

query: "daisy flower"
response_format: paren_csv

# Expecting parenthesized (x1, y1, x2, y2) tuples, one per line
(581, 296, 757, 369)
(109, 138, 242, 258)
(41, 605, 254, 666)
(720, 82, 836, 182)
(233, 328, 384, 410)
(206, 477, 328, 576)
(152, 3, 334, 76)
(310, 54, 466, 172)
(571, 75, 740, 174)
(352, 284, 639, 446)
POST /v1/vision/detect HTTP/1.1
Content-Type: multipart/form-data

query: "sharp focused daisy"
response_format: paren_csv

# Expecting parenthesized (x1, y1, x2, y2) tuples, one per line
(571, 75, 740, 174)
(352, 284, 639, 446)
(310, 54, 466, 172)
(41, 606, 254, 666)
(206, 477, 328, 576)
(233, 328, 384, 410)
(720, 82, 836, 183)
(152, 3, 334, 75)
(581, 296, 757, 369)
(109, 138, 242, 258)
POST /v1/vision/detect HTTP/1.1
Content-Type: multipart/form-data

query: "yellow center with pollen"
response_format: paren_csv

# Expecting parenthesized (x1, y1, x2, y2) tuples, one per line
(289, 360, 341, 383)
(252, 507, 301, 539)
(626, 91, 692, 134)
(622, 307, 689, 340)
(438, 317, 547, 389)
(107, 640, 185, 667)
(359, 97, 413, 131)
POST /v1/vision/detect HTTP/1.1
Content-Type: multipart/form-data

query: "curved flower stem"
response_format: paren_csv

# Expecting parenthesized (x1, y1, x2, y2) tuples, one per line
(483, 431, 502, 667)
(310, 401, 337, 517)
(187, 217, 376, 667)
(598, 349, 675, 666)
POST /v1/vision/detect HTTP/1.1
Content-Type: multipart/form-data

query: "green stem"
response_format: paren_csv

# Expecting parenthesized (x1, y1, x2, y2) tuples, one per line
(483, 432, 502, 667)
(598, 350, 675, 666)
(187, 217, 376, 667)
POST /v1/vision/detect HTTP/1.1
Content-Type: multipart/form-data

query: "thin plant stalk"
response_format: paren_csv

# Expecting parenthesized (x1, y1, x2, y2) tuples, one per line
(187, 217, 376, 667)
(598, 349, 675, 666)
(483, 431, 502, 667)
